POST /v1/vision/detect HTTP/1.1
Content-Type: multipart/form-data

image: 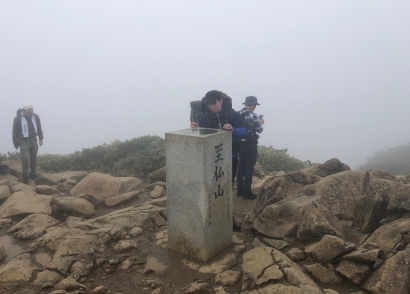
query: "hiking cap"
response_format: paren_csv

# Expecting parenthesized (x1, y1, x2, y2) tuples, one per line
(242, 96, 260, 105)
(203, 90, 222, 104)
(23, 104, 34, 111)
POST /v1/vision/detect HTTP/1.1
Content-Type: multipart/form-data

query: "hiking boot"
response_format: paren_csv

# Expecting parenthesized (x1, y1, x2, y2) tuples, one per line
(236, 189, 244, 196)
(22, 177, 29, 184)
(243, 191, 257, 200)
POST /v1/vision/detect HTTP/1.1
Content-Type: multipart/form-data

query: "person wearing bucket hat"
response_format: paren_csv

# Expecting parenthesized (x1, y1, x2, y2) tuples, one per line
(12, 104, 44, 184)
(236, 96, 264, 200)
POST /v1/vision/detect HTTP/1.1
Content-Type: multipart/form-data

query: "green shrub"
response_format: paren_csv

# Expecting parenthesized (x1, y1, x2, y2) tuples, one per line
(147, 166, 166, 183)
(257, 145, 306, 172)
(34, 135, 166, 176)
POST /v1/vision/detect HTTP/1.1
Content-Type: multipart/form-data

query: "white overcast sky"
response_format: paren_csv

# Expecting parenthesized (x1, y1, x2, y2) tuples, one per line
(1, 1, 409, 168)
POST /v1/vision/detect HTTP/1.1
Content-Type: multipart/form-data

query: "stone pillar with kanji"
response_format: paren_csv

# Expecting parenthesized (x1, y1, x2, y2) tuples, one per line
(165, 128, 233, 262)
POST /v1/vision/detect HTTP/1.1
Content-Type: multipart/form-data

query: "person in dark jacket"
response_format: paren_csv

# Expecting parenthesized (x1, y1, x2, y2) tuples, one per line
(236, 96, 264, 200)
(191, 90, 248, 183)
(12, 104, 44, 183)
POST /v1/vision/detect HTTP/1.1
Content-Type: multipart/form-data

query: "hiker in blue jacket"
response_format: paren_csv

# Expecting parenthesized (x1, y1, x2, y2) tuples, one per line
(190, 90, 248, 183)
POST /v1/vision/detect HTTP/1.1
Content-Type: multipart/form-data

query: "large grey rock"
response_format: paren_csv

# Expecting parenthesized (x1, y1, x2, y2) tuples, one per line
(52, 196, 94, 217)
(166, 129, 232, 262)
(297, 206, 344, 241)
(263, 238, 290, 250)
(0, 185, 11, 200)
(304, 171, 367, 220)
(55, 277, 86, 291)
(362, 179, 401, 233)
(368, 168, 397, 181)
(7, 214, 60, 239)
(104, 191, 140, 207)
(304, 263, 343, 284)
(303, 158, 350, 178)
(363, 248, 410, 293)
(387, 184, 410, 214)
(250, 171, 320, 221)
(0, 253, 40, 283)
(70, 172, 142, 199)
(304, 235, 356, 263)
(10, 183, 36, 194)
(336, 260, 371, 284)
(241, 247, 275, 290)
(252, 200, 306, 239)
(0, 192, 52, 218)
(363, 218, 410, 252)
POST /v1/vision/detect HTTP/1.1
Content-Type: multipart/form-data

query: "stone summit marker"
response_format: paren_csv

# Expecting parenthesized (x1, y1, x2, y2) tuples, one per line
(166, 128, 233, 262)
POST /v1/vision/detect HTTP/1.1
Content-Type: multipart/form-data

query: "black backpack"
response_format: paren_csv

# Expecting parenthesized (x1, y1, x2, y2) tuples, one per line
(190, 92, 233, 123)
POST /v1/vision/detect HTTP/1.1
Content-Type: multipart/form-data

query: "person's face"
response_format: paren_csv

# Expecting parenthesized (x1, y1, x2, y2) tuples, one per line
(247, 104, 256, 111)
(23, 109, 33, 118)
(207, 99, 223, 113)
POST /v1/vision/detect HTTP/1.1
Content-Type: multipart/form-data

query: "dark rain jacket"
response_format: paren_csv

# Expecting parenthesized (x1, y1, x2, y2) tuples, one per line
(12, 114, 43, 148)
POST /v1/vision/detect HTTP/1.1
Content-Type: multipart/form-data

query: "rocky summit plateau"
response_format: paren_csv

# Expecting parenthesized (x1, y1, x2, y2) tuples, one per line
(0, 158, 409, 294)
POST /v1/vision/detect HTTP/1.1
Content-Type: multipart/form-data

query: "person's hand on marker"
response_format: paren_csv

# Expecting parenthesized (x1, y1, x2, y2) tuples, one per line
(223, 124, 234, 132)
(190, 122, 199, 128)
(39, 140, 43, 146)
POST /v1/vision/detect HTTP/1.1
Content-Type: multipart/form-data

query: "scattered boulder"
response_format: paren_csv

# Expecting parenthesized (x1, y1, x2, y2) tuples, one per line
(368, 169, 397, 181)
(35, 185, 62, 195)
(0, 173, 19, 182)
(199, 249, 239, 274)
(33, 269, 64, 288)
(304, 263, 343, 284)
(363, 248, 410, 293)
(37, 171, 88, 186)
(7, 214, 60, 239)
(130, 227, 144, 237)
(46, 256, 77, 275)
(77, 193, 105, 207)
(251, 171, 320, 221)
(297, 206, 344, 241)
(0, 185, 11, 200)
(70, 260, 94, 277)
(387, 184, 410, 214)
(105, 191, 141, 207)
(150, 186, 166, 199)
(241, 247, 275, 290)
(336, 260, 371, 284)
(263, 238, 290, 250)
(361, 178, 401, 233)
(91, 286, 109, 294)
(70, 172, 142, 199)
(10, 183, 36, 194)
(55, 277, 86, 291)
(286, 248, 305, 261)
(113, 240, 138, 251)
(1, 160, 22, 177)
(252, 200, 306, 239)
(0, 245, 6, 261)
(303, 158, 350, 178)
(0, 253, 40, 284)
(0, 192, 52, 218)
(52, 196, 94, 217)
(215, 270, 241, 286)
(363, 218, 410, 252)
(184, 281, 214, 294)
(304, 235, 356, 264)
(341, 245, 383, 265)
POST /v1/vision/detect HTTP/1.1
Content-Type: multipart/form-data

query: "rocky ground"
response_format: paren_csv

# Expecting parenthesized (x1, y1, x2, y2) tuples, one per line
(0, 159, 409, 294)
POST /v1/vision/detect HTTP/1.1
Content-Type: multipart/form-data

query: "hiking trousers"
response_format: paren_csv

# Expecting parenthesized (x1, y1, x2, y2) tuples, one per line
(19, 137, 39, 180)
(237, 140, 258, 192)
(232, 156, 238, 184)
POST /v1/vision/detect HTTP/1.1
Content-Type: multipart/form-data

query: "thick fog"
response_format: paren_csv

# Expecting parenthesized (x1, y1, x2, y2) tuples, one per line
(1, 1, 409, 168)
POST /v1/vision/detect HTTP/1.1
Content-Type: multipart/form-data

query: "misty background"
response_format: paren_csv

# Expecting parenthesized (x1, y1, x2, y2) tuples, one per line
(1, 1, 409, 169)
